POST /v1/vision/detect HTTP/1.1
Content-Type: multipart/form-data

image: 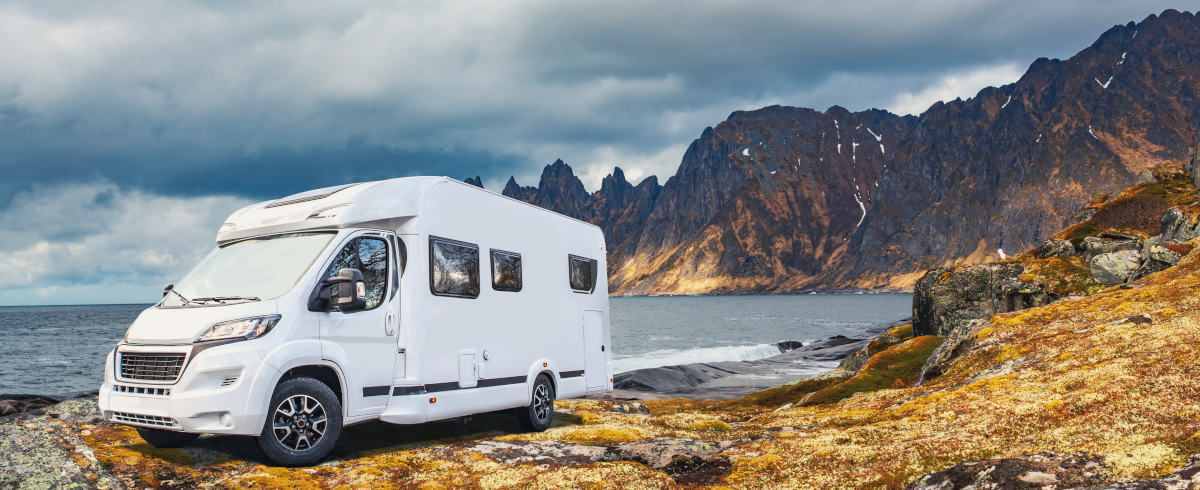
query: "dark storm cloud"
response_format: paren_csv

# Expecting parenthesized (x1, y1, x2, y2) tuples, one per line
(0, 1, 1182, 197)
(0, 130, 524, 204)
(0, 1, 1188, 304)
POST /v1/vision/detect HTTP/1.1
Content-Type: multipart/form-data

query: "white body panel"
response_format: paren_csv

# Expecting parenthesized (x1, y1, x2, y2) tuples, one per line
(99, 177, 612, 436)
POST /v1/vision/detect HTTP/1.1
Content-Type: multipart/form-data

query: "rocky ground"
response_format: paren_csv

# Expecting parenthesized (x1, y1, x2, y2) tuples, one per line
(6, 161, 1200, 488)
(6, 262, 1200, 488)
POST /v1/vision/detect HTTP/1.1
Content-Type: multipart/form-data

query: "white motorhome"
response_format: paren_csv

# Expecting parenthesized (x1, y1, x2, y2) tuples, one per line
(98, 177, 612, 465)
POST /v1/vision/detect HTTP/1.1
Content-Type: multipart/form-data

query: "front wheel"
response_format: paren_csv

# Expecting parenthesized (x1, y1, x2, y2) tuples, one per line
(136, 427, 199, 448)
(516, 374, 555, 431)
(256, 377, 342, 466)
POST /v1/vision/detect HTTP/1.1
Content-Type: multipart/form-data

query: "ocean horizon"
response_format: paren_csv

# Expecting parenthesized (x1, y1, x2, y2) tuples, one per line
(0, 293, 910, 394)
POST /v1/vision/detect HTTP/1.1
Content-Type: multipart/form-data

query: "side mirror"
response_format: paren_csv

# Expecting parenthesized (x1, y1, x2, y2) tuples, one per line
(308, 268, 368, 312)
(331, 268, 368, 311)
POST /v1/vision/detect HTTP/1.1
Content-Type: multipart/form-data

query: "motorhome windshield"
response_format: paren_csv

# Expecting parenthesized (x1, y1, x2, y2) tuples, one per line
(160, 232, 335, 307)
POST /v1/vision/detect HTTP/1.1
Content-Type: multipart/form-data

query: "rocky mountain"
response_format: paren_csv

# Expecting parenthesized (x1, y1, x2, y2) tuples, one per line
(485, 10, 1200, 295)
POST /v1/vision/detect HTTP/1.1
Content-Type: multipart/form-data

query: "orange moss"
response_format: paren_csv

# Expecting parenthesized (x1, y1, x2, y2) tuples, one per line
(560, 427, 647, 445)
(1054, 162, 1197, 246)
(71, 164, 1200, 488)
(889, 324, 914, 338)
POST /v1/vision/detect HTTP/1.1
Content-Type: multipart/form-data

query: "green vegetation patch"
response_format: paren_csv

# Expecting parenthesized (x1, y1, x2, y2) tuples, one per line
(866, 323, 916, 357)
(801, 335, 944, 406)
(742, 371, 853, 407)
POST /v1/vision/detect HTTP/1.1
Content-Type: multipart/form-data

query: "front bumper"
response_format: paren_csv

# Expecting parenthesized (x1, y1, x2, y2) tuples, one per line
(99, 340, 280, 436)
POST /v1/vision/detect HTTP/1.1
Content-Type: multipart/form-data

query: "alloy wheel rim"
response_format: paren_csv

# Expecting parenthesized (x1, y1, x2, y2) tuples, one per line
(532, 384, 552, 423)
(272, 394, 328, 451)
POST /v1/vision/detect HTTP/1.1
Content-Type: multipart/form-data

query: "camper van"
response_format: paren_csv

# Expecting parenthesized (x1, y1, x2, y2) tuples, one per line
(98, 177, 612, 465)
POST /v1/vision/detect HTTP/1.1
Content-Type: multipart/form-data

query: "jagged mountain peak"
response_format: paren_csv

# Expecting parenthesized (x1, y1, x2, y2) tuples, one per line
(599, 167, 631, 195)
(502, 176, 520, 192)
(492, 11, 1200, 295)
(635, 175, 658, 188)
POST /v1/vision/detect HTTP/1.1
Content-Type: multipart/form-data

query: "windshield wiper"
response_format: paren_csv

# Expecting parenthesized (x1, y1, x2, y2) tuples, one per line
(164, 287, 194, 306)
(191, 296, 261, 304)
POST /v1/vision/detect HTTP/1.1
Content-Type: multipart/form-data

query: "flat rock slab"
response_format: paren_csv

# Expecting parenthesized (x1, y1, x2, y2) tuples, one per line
(610, 321, 905, 398)
(0, 392, 98, 423)
(445, 437, 741, 485)
(0, 398, 121, 489)
(908, 451, 1200, 489)
(909, 452, 1108, 489)
(444, 437, 736, 468)
(1095, 455, 1200, 488)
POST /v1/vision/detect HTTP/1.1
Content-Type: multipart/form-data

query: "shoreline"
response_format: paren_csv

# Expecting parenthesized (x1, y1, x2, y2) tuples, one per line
(2, 318, 909, 408)
(0, 290, 914, 308)
(596, 317, 909, 400)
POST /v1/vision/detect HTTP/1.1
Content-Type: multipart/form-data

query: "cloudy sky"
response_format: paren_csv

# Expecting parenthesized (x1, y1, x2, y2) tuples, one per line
(0, 1, 1182, 305)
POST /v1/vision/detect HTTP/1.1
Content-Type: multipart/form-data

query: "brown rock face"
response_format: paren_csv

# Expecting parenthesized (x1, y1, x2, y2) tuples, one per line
(504, 10, 1200, 295)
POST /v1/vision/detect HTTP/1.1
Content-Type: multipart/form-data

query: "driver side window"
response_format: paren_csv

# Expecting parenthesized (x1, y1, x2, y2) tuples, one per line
(324, 236, 390, 310)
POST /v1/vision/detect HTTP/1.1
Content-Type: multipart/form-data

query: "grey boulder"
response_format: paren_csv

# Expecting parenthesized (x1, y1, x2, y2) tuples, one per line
(1089, 250, 1142, 286)
(1082, 236, 1140, 260)
(1143, 236, 1182, 266)
(1034, 239, 1075, 259)
(1160, 207, 1200, 242)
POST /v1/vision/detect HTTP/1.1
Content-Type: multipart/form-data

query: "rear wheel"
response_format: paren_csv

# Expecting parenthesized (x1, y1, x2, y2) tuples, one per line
(256, 376, 342, 466)
(517, 374, 555, 431)
(136, 427, 199, 448)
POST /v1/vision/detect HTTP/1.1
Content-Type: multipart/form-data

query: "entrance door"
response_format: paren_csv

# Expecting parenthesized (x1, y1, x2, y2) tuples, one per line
(319, 233, 398, 415)
(582, 310, 607, 389)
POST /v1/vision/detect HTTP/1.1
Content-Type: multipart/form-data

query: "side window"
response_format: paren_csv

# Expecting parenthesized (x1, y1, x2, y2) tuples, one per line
(324, 236, 390, 310)
(490, 250, 522, 292)
(430, 236, 480, 298)
(568, 255, 597, 293)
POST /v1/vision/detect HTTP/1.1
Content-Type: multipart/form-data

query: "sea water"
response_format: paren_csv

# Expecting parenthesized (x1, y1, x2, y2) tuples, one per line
(609, 293, 911, 372)
(0, 293, 911, 394)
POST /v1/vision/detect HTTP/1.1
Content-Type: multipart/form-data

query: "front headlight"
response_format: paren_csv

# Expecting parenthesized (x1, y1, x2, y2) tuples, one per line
(196, 315, 281, 343)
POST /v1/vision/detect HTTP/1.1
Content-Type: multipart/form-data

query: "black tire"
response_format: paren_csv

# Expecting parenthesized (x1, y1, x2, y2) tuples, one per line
(517, 374, 555, 431)
(136, 427, 199, 448)
(256, 376, 342, 466)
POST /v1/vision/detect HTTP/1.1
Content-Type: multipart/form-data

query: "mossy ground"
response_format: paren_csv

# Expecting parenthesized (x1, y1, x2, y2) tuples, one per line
(1017, 255, 1099, 297)
(1054, 161, 1196, 247)
(62, 162, 1200, 487)
(801, 335, 943, 406)
(69, 251, 1200, 488)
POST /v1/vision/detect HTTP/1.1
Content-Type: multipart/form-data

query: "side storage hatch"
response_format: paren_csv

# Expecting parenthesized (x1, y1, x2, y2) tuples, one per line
(458, 350, 477, 388)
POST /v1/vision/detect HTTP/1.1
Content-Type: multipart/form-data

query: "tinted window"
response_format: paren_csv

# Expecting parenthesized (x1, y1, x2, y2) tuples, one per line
(430, 237, 480, 298)
(324, 237, 390, 310)
(568, 255, 597, 293)
(490, 250, 522, 292)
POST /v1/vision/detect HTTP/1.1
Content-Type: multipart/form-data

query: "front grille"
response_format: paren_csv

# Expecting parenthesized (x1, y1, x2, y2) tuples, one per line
(112, 411, 178, 428)
(119, 352, 186, 382)
(113, 384, 171, 396)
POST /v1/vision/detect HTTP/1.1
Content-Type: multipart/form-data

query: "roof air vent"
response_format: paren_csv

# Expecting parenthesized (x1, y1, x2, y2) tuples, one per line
(265, 183, 357, 209)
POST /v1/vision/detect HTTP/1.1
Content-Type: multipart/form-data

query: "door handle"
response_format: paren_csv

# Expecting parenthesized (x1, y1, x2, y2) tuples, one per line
(385, 311, 396, 336)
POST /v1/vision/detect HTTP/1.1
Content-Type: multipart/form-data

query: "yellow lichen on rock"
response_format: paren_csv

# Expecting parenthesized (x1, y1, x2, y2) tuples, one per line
(64, 244, 1200, 488)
